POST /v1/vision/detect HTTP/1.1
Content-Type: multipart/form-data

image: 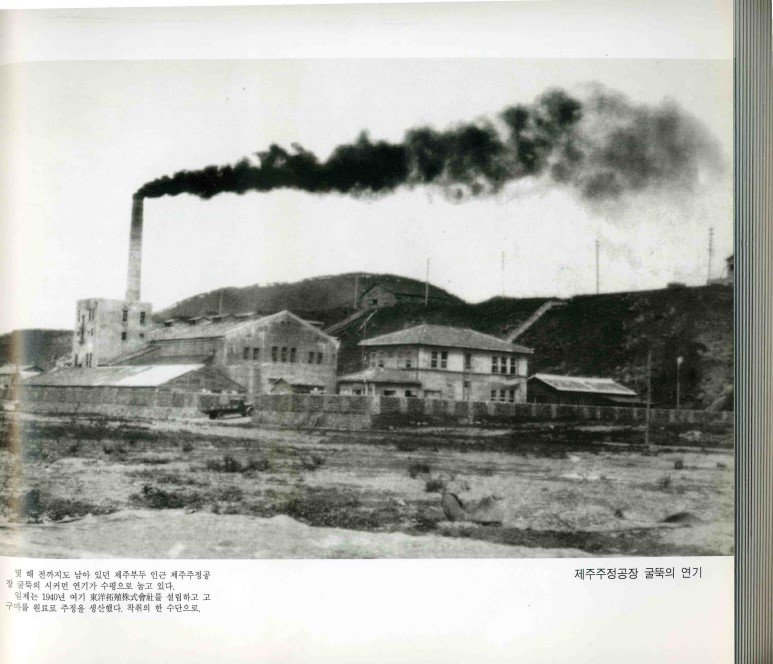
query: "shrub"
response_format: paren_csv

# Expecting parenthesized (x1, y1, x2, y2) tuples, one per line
(245, 455, 271, 472)
(181, 441, 194, 453)
(408, 461, 431, 478)
(299, 454, 325, 471)
(657, 475, 672, 491)
(130, 484, 203, 510)
(424, 477, 445, 493)
(673, 458, 684, 470)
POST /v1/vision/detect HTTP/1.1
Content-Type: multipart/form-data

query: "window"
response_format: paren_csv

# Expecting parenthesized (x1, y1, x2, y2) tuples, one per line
(405, 390, 415, 397)
(85, 353, 93, 367)
(122, 308, 128, 323)
(139, 311, 146, 325)
(253, 348, 260, 360)
(243, 347, 250, 360)
(139, 332, 145, 339)
(491, 356, 498, 373)
(317, 352, 324, 365)
(308, 351, 315, 364)
(290, 348, 297, 363)
(383, 390, 396, 396)
(431, 350, 438, 368)
(440, 351, 448, 369)
(464, 352, 472, 370)
(121, 331, 127, 341)
(508, 387, 516, 402)
(377, 352, 384, 368)
(490, 389, 497, 401)
(405, 356, 412, 369)
(509, 357, 516, 375)
(500, 356, 508, 374)
(271, 346, 278, 362)
(281, 347, 287, 363)
(499, 388, 506, 402)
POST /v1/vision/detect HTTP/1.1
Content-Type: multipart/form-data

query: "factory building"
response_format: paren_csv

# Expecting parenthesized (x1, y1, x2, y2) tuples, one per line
(115, 310, 339, 396)
(337, 324, 532, 401)
(20, 364, 246, 418)
(72, 298, 153, 367)
(67, 196, 339, 399)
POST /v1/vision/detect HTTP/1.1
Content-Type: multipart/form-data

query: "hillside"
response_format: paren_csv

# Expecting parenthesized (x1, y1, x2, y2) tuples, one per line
(7, 276, 732, 409)
(0, 329, 72, 370)
(158, 273, 463, 323)
(335, 285, 733, 410)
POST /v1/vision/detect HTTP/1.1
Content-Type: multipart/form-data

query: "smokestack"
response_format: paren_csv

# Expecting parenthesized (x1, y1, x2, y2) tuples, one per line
(126, 195, 143, 302)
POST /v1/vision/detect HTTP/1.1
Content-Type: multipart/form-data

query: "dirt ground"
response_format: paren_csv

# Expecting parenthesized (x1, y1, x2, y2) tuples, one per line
(0, 412, 734, 558)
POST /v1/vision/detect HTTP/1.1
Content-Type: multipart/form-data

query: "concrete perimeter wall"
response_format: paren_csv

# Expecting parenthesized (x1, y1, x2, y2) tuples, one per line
(252, 394, 732, 430)
(18, 386, 210, 420)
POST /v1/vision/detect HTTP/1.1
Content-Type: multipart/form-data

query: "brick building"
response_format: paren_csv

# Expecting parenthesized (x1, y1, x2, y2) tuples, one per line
(337, 324, 532, 401)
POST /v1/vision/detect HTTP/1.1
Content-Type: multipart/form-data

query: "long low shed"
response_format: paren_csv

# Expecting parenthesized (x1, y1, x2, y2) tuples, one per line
(19, 365, 245, 419)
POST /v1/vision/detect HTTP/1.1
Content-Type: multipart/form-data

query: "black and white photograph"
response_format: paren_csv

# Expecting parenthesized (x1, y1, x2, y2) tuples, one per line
(0, 53, 733, 560)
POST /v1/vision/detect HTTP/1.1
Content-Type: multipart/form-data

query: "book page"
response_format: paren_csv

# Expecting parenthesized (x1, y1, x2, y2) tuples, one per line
(0, 2, 734, 662)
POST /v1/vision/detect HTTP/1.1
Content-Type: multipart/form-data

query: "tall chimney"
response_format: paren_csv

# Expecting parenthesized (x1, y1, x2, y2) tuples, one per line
(126, 195, 143, 302)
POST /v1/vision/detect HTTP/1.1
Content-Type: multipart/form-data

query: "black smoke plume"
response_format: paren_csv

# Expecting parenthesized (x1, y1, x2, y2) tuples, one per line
(135, 87, 723, 203)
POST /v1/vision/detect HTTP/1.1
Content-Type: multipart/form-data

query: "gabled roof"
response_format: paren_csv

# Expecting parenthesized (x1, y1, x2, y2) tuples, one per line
(113, 347, 214, 366)
(23, 365, 204, 388)
(337, 368, 422, 385)
(529, 373, 638, 397)
(150, 317, 257, 341)
(359, 324, 532, 354)
(149, 310, 339, 346)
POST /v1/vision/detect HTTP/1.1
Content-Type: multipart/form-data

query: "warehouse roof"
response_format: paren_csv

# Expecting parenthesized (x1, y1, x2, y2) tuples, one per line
(337, 368, 422, 385)
(23, 365, 203, 388)
(150, 317, 264, 341)
(529, 373, 638, 397)
(148, 310, 338, 345)
(359, 324, 532, 353)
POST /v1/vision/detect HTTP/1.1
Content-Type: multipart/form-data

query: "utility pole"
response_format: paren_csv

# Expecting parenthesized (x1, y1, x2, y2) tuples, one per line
(353, 275, 359, 309)
(707, 227, 714, 284)
(645, 349, 652, 448)
(218, 290, 224, 315)
(595, 238, 600, 294)
(676, 355, 684, 410)
(424, 258, 430, 306)
(501, 251, 506, 297)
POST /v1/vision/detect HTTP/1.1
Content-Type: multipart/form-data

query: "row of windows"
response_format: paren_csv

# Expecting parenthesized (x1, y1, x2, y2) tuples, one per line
(491, 356, 519, 375)
(74, 352, 94, 367)
(491, 387, 519, 402)
(430, 350, 448, 369)
(367, 349, 522, 372)
(121, 331, 145, 341)
(241, 346, 325, 365)
(121, 309, 146, 325)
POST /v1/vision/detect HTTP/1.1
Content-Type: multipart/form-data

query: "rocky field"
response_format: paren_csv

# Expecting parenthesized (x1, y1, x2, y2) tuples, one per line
(0, 412, 733, 558)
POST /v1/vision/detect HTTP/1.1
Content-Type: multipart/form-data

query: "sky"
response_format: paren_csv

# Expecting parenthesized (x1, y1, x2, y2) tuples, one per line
(0, 56, 732, 332)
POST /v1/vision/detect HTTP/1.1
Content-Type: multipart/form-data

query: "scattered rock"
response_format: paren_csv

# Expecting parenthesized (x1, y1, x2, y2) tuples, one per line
(661, 511, 702, 526)
(614, 508, 625, 519)
(679, 430, 703, 443)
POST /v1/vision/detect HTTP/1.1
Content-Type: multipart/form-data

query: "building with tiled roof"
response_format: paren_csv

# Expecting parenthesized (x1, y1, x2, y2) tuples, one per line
(338, 324, 532, 402)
